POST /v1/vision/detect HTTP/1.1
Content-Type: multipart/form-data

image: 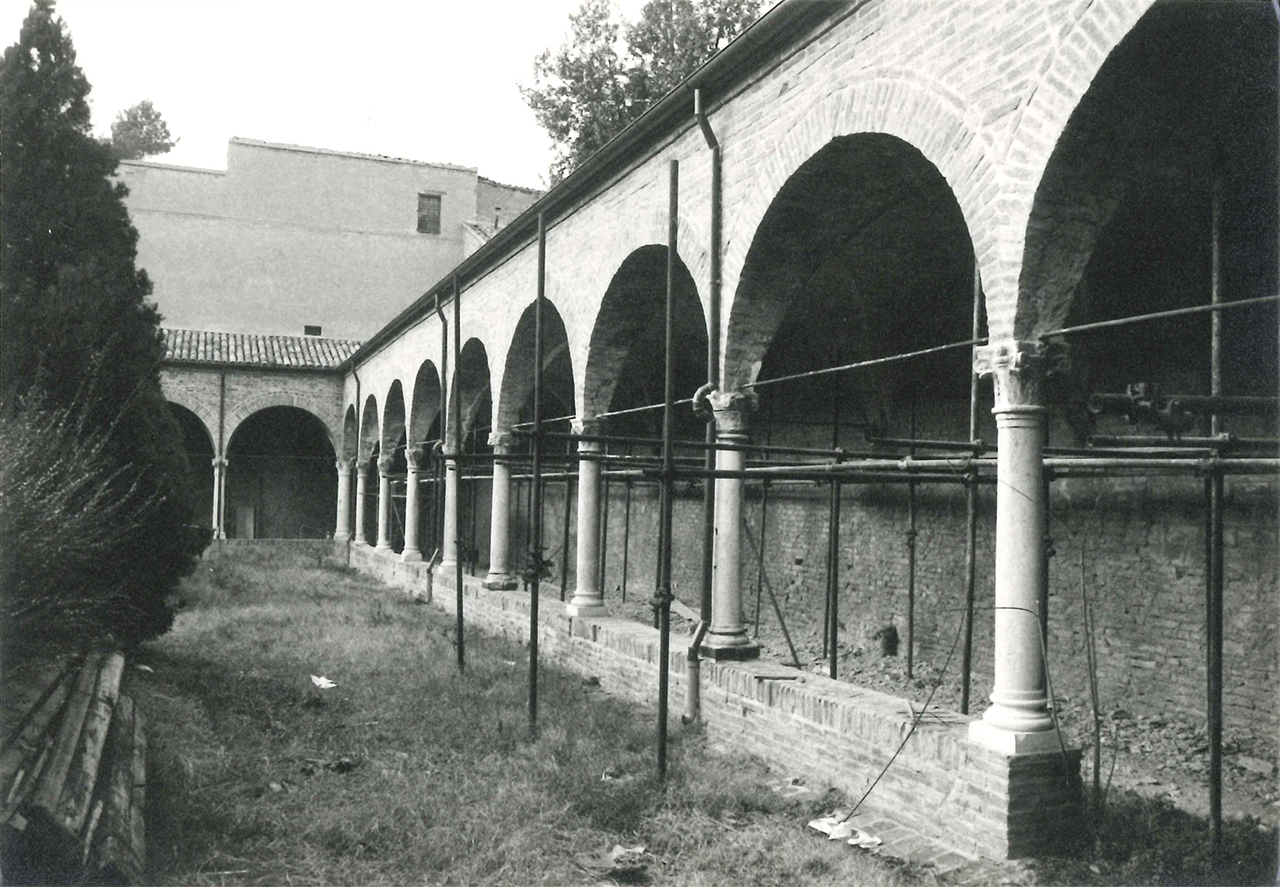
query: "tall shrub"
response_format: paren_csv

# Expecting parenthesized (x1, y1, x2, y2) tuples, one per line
(0, 0, 202, 661)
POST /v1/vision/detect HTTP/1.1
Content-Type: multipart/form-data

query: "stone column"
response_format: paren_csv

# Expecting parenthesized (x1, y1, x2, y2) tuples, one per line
(566, 420, 606, 616)
(375, 455, 394, 551)
(211, 457, 228, 540)
(334, 458, 353, 542)
(440, 449, 460, 570)
(401, 448, 424, 561)
(702, 390, 760, 659)
(484, 432, 518, 589)
(353, 458, 370, 545)
(969, 340, 1056, 754)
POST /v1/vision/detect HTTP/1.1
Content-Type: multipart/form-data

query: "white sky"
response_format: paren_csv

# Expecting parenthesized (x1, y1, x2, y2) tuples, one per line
(0, 0, 656, 189)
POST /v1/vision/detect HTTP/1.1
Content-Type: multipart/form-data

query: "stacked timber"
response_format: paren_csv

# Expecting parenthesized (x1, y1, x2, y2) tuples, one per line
(0, 651, 146, 884)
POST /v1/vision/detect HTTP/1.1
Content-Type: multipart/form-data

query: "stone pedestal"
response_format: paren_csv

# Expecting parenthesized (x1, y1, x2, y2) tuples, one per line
(484, 433, 518, 589)
(353, 459, 370, 545)
(440, 452, 460, 569)
(702, 391, 759, 660)
(970, 340, 1056, 750)
(566, 422, 607, 616)
(401, 449, 424, 562)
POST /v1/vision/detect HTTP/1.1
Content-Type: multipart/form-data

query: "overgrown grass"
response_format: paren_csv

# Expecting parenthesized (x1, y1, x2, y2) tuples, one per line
(140, 547, 922, 886)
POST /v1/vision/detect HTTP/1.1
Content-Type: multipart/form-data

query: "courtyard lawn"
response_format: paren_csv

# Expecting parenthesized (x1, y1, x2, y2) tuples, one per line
(136, 546, 924, 886)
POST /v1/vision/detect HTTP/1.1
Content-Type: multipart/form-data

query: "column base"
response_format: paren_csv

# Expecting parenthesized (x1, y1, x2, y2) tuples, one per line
(400, 548, 423, 563)
(334, 532, 351, 544)
(968, 719, 1063, 755)
(483, 573, 518, 590)
(375, 543, 393, 553)
(700, 640, 760, 661)
(565, 595, 608, 617)
(440, 558, 458, 571)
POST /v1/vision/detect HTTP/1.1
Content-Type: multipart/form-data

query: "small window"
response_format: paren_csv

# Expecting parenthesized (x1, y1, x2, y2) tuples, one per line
(417, 193, 442, 235)
(304, 324, 321, 336)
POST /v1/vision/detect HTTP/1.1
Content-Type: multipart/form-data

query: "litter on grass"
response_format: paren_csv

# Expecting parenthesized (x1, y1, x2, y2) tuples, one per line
(311, 674, 337, 689)
(808, 811, 882, 849)
(574, 844, 651, 877)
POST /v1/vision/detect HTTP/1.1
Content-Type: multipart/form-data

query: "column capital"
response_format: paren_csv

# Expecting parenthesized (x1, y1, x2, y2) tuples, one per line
(975, 339, 1046, 411)
(488, 431, 518, 454)
(571, 416, 602, 437)
(335, 456, 354, 472)
(211, 457, 228, 469)
(377, 455, 395, 475)
(405, 447, 425, 471)
(707, 389, 758, 435)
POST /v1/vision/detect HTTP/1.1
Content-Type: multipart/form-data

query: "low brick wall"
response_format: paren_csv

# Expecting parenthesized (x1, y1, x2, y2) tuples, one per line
(342, 541, 1081, 860)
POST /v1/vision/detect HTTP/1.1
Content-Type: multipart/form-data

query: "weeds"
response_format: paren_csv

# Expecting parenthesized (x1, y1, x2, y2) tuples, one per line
(141, 547, 917, 886)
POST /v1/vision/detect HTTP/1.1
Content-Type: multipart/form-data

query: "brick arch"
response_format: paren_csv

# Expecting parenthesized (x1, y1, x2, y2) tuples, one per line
(720, 74, 989, 386)
(580, 244, 707, 421)
(446, 338, 492, 450)
(224, 391, 342, 456)
(382, 379, 406, 453)
(163, 390, 220, 455)
(359, 394, 380, 461)
(408, 360, 442, 446)
(494, 298, 575, 434)
(564, 205, 710, 420)
(994, 0, 1158, 340)
(342, 405, 358, 461)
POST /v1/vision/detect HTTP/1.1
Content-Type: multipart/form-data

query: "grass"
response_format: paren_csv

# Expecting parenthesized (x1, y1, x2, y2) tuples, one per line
(138, 547, 924, 886)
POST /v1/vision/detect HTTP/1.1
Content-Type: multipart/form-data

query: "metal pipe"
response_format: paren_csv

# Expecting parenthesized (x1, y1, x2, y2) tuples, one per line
(622, 468, 632, 602)
(526, 428, 881, 460)
(905, 397, 916, 679)
(827, 475, 842, 680)
(753, 398, 773, 637)
(452, 275, 464, 672)
(657, 159, 678, 781)
(436, 293, 449, 574)
(1207, 171, 1223, 859)
(599, 445, 610, 599)
(529, 211, 546, 736)
(560, 440, 572, 601)
(872, 435, 986, 455)
(684, 621, 710, 724)
(1089, 434, 1278, 450)
(1042, 293, 1278, 340)
(960, 470, 978, 714)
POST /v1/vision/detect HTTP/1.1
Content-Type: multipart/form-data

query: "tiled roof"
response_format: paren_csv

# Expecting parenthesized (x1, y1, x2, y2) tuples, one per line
(162, 328, 361, 369)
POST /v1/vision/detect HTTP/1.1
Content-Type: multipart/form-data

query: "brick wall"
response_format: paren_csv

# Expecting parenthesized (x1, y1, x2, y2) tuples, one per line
(342, 542, 1082, 860)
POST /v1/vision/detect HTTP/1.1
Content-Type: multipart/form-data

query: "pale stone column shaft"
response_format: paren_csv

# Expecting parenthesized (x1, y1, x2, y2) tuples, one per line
(567, 424, 606, 616)
(375, 456, 394, 551)
(970, 340, 1055, 753)
(353, 459, 370, 545)
(440, 454, 460, 569)
(703, 391, 759, 658)
(484, 433, 518, 589)
(211, 457, 228, 540)
(401, 449, 423, 562)
(334, 458, 353, 542)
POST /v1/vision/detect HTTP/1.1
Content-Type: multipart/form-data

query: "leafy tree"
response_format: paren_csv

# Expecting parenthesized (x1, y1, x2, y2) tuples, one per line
(522, 0, 761, 183)
(109, 98, 176, 160)
(0, 0, 201, 658)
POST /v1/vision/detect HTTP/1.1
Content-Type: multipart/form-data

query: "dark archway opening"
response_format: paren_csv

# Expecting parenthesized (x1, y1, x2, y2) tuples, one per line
(168, 403, 214, 529)
(226, 406, 336, 539)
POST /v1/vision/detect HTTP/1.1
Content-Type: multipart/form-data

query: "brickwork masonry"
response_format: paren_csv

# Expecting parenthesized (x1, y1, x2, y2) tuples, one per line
(340, 541, 1083, 860)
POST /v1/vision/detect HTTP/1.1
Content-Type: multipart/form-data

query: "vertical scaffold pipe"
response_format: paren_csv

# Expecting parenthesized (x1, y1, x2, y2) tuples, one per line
(906, 397, 917, 678)
(657, 159, 678, 780)
(453, 275, 465, 672)
(561, 438, 572, 601)
(529, 211, 547, 737)
(1207, 171, 1224, 858)
(599, 447, 610, 597)
(961, 263, 982, 713)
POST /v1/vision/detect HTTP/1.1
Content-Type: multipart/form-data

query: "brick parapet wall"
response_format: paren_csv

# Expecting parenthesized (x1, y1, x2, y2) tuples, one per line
(340, 541, 1081, 860)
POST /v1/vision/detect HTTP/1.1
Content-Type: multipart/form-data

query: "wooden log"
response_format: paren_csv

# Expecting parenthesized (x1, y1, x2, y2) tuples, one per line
(93, 694, 144, 885)
(0, 661, 75, 826)
(54, 651, 124, 835)
(24, 651, 107, 865)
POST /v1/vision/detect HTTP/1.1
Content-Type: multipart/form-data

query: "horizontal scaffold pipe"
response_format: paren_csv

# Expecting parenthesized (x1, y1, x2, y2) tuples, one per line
(522, 428, 884, 460)
(1089, 435, 1280, 450)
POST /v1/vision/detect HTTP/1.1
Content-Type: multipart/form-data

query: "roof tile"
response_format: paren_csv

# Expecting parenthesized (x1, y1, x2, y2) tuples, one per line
(162, 328, 360, 370)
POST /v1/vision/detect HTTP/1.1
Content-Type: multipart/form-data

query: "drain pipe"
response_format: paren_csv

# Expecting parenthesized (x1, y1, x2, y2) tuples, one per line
(686, 88, 721, 725)
(349, 363, 362, 566)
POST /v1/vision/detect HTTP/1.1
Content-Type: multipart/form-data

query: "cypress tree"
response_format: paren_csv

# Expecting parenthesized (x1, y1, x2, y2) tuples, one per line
(0, 0, 201, 656)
